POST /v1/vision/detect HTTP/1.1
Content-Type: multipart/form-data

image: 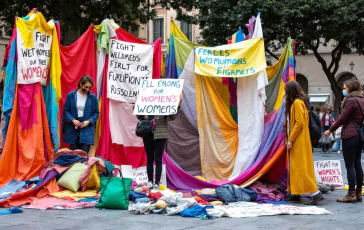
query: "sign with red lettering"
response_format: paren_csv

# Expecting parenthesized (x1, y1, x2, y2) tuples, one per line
(107, 39, 153, 103)
(133, 79, 184, 115)
(17, 28, 52, 85)
(314, 160, 344, 186)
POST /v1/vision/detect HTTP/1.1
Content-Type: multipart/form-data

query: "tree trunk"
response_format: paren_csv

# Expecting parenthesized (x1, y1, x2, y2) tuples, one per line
(333, 90, 342, 118)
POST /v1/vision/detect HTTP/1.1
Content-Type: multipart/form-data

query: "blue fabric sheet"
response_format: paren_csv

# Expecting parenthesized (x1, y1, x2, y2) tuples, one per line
(0, 180, 26, 200)
(0, 207, 23, 215)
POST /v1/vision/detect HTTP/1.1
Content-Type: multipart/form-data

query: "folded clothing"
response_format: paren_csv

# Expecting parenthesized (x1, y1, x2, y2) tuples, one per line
(129, 191, 147, 202)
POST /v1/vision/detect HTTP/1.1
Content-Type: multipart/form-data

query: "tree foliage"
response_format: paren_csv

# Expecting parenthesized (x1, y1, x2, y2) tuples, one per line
(0, 0, 156, 39)
(158, 0, 364, 114)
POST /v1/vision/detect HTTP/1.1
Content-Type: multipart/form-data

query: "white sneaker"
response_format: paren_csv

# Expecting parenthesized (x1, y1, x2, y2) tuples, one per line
(146, 181, 153, 188)
(337, 151, 340, 154)
(153, 183, 160, 190)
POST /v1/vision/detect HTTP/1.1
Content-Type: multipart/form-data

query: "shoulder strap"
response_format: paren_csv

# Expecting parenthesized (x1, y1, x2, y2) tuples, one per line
(351, 98, 364, 133)
(352, 98, 364, 121)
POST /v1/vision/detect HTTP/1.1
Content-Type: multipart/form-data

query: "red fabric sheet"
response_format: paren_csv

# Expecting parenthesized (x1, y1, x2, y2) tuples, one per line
(94, 28, 162, 167)
(95, 56, 146, 167)
(59, 27, 97, 148)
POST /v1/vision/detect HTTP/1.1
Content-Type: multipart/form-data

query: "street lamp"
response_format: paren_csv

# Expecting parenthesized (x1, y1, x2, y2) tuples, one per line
(350, 61, 355, 72)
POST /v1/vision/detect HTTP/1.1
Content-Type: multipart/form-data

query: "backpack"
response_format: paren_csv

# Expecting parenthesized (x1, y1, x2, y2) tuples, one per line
(215, 184, 258, 203)
(351, 98, 364, 150)
(308, 110, 321, 145)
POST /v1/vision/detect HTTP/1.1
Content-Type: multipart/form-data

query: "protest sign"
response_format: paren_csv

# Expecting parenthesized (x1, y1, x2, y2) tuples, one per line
(195, 38, 266, 78)
(120, 165, 167, 186)
(17, 27, 53, 85)
(133, 79, 184, 115)
(107, 39, 153, 103)
(314, 160, 344, 186)
(223, 203, 331, 218)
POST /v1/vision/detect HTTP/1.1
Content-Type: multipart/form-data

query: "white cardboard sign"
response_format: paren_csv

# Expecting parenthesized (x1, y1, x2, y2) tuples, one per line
(133, 79, 184, 115)
(314, 160, 344, 186)
(107, 39, 153, 103)
(121, 165, 167, 186)
(17, 28, 52, 85)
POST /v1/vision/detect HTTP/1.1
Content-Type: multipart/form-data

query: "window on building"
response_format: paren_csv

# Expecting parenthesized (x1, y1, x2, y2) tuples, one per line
(153, 18, 164, 42)
(296, 74, 309, 94)
(181, 21, 192, 41)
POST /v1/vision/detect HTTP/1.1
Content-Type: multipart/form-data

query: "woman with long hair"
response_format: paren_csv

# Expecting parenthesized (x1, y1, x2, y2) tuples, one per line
(324, 79, 364, 203)
(63, 75, 99, 153)
(285, 81, 323, 205)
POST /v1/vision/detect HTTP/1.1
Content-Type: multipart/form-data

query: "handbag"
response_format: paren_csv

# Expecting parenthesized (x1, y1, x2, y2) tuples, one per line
(96, 168, 132, 210)
(319, 135, 331, 144)
(135, 116, 156, 138)
(351, 98, 364, 150)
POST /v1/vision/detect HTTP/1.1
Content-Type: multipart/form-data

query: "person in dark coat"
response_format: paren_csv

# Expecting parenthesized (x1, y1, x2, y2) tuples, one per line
(324, 79, 364, 203)
(136, 94, 182, 190)
(63, 75, 99, 153)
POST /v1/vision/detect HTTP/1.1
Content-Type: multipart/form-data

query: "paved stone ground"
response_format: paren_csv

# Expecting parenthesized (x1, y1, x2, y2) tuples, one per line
(1, 150, 363, 230)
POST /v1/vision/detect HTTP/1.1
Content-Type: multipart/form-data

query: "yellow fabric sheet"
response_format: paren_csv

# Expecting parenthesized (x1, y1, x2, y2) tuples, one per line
(51, 189, 98, 201)
(196, 75, 238, 180)
(195, 38, 266, 78)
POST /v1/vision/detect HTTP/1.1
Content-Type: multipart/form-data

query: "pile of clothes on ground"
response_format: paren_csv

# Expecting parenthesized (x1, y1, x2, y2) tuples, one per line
(128, 181, 289, 218)
(0, 149, 114, 209)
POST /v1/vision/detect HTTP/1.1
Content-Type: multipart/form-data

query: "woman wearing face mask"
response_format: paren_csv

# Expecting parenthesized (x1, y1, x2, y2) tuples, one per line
(63, 75, 99, 153)
(321, 108, 335, 152)
(285, 81, 323, 205)
(324, 79, 364, 203)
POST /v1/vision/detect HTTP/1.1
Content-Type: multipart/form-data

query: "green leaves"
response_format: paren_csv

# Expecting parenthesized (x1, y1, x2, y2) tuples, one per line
(0, 0, 156, 40)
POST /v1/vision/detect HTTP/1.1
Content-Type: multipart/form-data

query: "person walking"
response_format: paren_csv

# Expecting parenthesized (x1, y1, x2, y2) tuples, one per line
(137, 94, 182, 190)
(321, 108, 335, 152)
(324, 79, 364, 203)
(285, 81, 323, 205)
(63, 75, 99, 154)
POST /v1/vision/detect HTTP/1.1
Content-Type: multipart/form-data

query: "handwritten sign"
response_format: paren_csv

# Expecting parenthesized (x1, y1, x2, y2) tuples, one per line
(194, 38, 266, 78)
(107, 39, 153, 103)
(120, 165, 167, 186)
(314, 160, 344, 186)
(17, 28, 52, 85)
(133, 79, 184, 115)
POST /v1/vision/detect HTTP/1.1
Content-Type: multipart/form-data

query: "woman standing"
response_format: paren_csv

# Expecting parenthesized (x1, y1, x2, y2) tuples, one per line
(137, 95, 182, 190)
(285, 81, 323, 205)
(321, 108, 335, 152)
(324, 79, 364, 203)
(63, 75, 99, 153)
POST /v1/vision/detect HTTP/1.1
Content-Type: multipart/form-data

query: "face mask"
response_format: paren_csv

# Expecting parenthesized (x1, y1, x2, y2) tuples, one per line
(343, 89, 349, 97)
(81, 88, 88, 93)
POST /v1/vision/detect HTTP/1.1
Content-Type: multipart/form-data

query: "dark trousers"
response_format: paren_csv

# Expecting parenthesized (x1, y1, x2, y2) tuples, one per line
(70, 116, 91, 154)
(322, 126, 331, 151)
(342, 136, 363, 191)
(143, 136, 166, 184)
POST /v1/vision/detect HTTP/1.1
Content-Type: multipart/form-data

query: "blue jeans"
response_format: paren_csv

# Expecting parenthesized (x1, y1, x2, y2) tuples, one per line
(322, 126, 330, 151)
(335, 138, 341, 152)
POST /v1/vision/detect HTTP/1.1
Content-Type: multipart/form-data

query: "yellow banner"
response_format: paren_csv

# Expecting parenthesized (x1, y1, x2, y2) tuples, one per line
(194, 38, 266, 78)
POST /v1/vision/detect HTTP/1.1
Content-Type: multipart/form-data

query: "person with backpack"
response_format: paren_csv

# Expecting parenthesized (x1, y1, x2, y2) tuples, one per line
(324, 79, 364, 203)
(285, 81, 323, 205)
(136, 94, 182, 190)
